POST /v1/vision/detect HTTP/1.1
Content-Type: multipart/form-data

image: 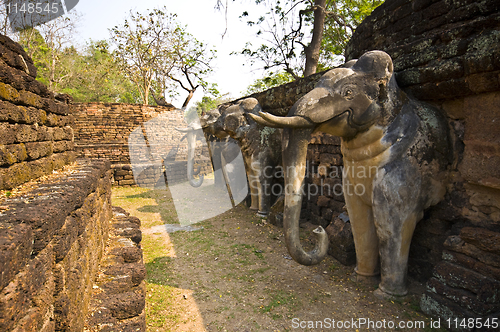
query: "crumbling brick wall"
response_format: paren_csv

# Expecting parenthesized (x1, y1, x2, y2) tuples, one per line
(73, 103, 211, 186)
(345, 0, 500, 326)
(72, 102, 182, 163)
(0, 34, 146, 331)
(0, 34, 75, 190)
(0, 160, 113, 330)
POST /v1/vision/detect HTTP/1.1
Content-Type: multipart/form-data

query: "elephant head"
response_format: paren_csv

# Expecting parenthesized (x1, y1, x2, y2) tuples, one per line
(212, 98, 262, 140)
(248, 51, 401, 266)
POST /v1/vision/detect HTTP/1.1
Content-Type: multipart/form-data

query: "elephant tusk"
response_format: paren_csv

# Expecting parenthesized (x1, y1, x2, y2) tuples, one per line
(246, 112, 283, 128)
(175, 127, 191, 133)
(258, 112, 314, 128)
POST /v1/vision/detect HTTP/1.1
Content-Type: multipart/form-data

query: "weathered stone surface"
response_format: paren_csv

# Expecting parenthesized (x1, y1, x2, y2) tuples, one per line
(427, 277, 499, 315)
(444, 235, 500, 268)
(112, 222, 142, 244)
(442, 250, 500, 283)
(433, 261, 500, 303)
(0, 34, 37, 78)
(84, 208, 146, 331)
(0, 222, 33, 292)
(0, 244, 54, 331)
(325, 215, 356, 266)
(460, 227, 500, 254)
(104, 285, 146, 320)
(421, 292, 479, 332)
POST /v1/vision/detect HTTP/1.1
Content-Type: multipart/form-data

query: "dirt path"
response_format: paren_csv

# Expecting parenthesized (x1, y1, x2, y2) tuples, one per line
(112, 187, 441, 332)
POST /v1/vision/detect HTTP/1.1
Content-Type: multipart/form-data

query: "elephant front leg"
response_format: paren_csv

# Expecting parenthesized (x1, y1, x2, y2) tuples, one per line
(372, 163, 421, 296)
(257, 167, 274, 217)
(247, 162, 260, 212)
(343, 176, 380, 277)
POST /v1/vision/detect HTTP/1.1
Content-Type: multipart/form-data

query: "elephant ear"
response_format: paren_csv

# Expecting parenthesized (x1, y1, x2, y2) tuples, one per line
(352, 50, 394, 86)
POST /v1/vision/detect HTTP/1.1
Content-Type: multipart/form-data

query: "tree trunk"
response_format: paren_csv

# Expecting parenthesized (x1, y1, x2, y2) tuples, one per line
(182, 89, 195, 110)
(303, 0, 326, 77)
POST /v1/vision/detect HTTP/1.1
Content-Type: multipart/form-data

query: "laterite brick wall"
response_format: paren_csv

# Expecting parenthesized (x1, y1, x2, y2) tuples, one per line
(73, 103, 211, 186)
(346, 0, 500, 326)
(0, 34, 75, 190)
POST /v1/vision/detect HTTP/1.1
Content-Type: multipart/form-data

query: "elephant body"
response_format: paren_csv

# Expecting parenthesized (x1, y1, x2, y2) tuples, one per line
(249, 51, 452, 296)
(212, 98, 282, 217)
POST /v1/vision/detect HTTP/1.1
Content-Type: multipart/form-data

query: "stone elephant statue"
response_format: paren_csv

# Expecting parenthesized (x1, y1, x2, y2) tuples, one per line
(249, 51, 452, 297)
(175, 121, 205, 187)
(212, 98, 282, 217)
(177, 109, 243, 194)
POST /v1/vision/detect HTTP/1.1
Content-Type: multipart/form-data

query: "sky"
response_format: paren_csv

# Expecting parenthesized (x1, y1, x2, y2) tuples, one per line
(72, 0, 266, 106)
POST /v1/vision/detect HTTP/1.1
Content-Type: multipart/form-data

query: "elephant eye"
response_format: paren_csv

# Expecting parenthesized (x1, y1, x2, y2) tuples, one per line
(343, 87, 355, 99)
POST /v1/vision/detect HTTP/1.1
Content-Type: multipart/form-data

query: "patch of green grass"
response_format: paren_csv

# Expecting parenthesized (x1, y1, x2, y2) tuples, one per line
(259, 290, 298, 314)
(146, 283, 180, 328)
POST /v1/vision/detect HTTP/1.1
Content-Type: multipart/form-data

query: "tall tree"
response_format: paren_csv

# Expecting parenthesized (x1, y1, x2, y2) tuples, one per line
(65, 40, 141, 103)
(110, 7, 178, 105)
(239, 0, 383, 78)
(110, 7, 217, 108)
(16, 10, 81, 91)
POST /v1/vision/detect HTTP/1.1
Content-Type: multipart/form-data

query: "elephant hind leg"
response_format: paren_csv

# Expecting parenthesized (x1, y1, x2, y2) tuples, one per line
(372, 163, 422, 296)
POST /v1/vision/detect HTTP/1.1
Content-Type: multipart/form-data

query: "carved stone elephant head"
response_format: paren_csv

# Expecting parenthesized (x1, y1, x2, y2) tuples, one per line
(213, 98, 282, 217)
(249, 51, 452, 296)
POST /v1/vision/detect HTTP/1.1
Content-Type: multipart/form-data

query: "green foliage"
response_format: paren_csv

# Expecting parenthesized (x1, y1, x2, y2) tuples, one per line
(184, 92, 231, 124)
(320, 0, 384, 66)
(240, 0, 383, 78)
(64, 40, 142, 103)
(245, 71, 294, 94)
(110, 6, 217, 107)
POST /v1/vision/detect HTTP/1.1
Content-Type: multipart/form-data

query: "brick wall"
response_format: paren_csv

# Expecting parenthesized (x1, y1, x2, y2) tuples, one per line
(0, 160, 111, 330)
(0, 34, 75, 190)
(73, 103, 212, 186)
(73, 102, 184, 163)
(346, 0, 500, 326)
(0, 35, 146, 331)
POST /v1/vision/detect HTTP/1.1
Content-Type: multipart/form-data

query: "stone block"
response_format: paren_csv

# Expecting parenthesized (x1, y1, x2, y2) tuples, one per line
(0, 100, 30, 123)
(427, 277, 499, 315)
(18, 90, 44, 109)
(0, 222, 33, 292)
(442, 250, 500, 281)
(103, 283, 146, 320)
(460, 227, 500, 254)
(316, 195, 331, 207)
(0, 81, 20, 102)
(433, 261, 500, 302)
(325, 216, 356, 266)
(444, 235, 500, 268)
(0, 143, 27, 166)
(25, 141, 53, 160)
(421, 292, 479, 332)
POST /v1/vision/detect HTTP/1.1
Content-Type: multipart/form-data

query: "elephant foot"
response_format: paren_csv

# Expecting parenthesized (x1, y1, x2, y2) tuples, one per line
(373, 285, 408, 300)
(351, 273, 380, 288)
(257, 211, 269, 218)
(354, 266, 380, 277)
(249, 207, 259, 211)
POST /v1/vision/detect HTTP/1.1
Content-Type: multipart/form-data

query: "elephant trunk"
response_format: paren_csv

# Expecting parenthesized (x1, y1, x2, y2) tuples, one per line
(282, 127, 329, 265)
(186, 130, 204, 188)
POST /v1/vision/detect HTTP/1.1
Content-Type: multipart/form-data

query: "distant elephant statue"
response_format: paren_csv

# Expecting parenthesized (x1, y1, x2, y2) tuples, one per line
(213, 98, 282, 217)
(249, 51, 452, 297)
(175, 121, 205, 187)
(177, 109, 242, 191)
